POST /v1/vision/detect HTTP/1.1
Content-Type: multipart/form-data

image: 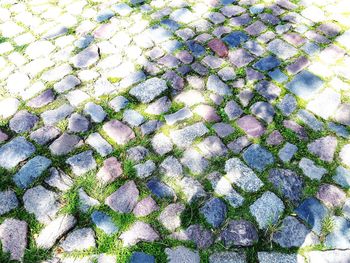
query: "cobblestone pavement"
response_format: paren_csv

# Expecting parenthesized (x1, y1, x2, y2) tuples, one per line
(1, 0, 350, 262)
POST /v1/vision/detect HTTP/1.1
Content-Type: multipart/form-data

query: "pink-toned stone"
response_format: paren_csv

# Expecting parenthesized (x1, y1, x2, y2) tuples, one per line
(236, 115, 266, 138)
(316, 184, 346, 208)
(96, 157, 123, 184)
(283, 33, 306, 47)
(0, 219, 27, 261)
(93, 23, 117, 39)
(103, 120, 135, 145)
(0, 130, 8, 143)
(133, 196, 159, 217)
(208, 39, 229, 58)
(266, 130, 284, 146)
(193, 104, 221, 122)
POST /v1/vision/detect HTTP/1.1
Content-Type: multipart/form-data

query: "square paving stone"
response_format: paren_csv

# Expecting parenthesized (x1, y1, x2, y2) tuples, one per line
(243, 144, 274, 171)
(228, 48, 254, 68)
(267, 39, 298, 59)
(286, 70, 324, 100)
(222, 31, 249, 48)
(245, 21, 267, 36)
(253, 55, 281, 71)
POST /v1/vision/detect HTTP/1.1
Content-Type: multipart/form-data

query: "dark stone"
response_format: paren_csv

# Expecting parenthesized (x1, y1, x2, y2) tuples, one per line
(220, 220, 258, 247)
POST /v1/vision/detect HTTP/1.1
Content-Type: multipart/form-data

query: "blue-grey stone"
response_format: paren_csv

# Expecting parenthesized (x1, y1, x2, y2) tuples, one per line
(268, 69, 287, 83)
(253, 55, 280, 71)
(297, 110, 324, 131)
(220, 220, 258, 247)
(325, 216, 350, 249)
(129, 78, 168, 103)
(14, 156, 52, 189)
(119, 71, 146, 89)
(186, 40, 205, 57)
(222, 31, 248, 48)
(0, 190, 18, 216)
(130, 252, 155, 263)
(109, 96, 129, 112)
(66, 150, 97, 176)
(295, 197, 328, 234)
(278, 143, 298, 163)
(147, 178, 175, 199)
(334, 166, 350, 188)
(207, 75, 232, 96)
(225, 100, 243, 120)
(277, 94, 297, 116)
(91, 211, 118, 235)
(41, 104, 74, 125)
(10, 110, 39, 133)
(161, 19, 179, 31)
(301, 42, 320, 55)
(328, 122, 349, 138)
(267, 39, 297, 59)
(96, 9, 114, 22)
(268, 168, 303, 203)
(200, 197, 227, 228)
(286, 71, 324, 100)
(243, 144, 274, 171)
(255, 80, 281, 101)
(0, 137, 36, 170)
(123, 109, 145, 127)
(250, 101, 275, 123)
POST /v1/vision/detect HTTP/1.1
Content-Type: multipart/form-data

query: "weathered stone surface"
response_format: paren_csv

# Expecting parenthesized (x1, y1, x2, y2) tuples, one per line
(133, 196, 159, 217)
(299, 158, 327, 180)
(123, 109, 145, 127)
(103, 120, 135, 145)
(159, 203, 185, 231)
(45, 168, 73, 192)
(180, 177, 207, 203)
(207, 75, 232, 96)
(324, 216, 350, 249)
(106, 181, 139, 213)
(170, 122, 208, 148)
(96, 157, 122, 184)
(160, 156, 183, 178)
(165, 246, 200, 263)
(209, 252, 246, 263)
(273, 216, 319, 248)
(147, 178, 175, 199)
(60, 228, 96, 252)
(200, 198, 227, 228)
(30, 126, 60, 145)
(13, 155, 52, 188)
(208, 38, 228, 57)
(71, 45, 99, 68)
(243, 144, 274, 172)
(224, 100, 243, 120)
(295, 197, 328, 234)
(36, 215, 77, 249)
(91, 211, 118, 235)
(198, 136, 228, 158)
(220, 220, 258, 247)
(120, 221, 159, 247)
(267, 39, 298, 59)
(50, 133, 81, 156)
(268, 168, 303, 203)
(316, 184, 346, 208)
(0, 137, 35, 169)
(0, 219, 27, 261)
(250, 191, 285, 229)
(66, 151, 96, 176)
(307, 136, 337, 162)
(278, 142, 298, 163)
(9, 110, 38, 133)
(0, 190, 18, 216)
(84, 102, 106, 123)
(130, 252, 155, 263)
(134, 160, 156, 179)
(41, 104, 74, 125)
(152, 133, 173, 155)
(23, 186, 60, 224)
(68, 113, 89, 132)
(126, 146, 149, 163)
(236, 115, 265, 138)
(334, 104, 350, 126)
(86, 132, 112, 157)
(186, 224, 214, 249)
(130, 78, 167, 103)
(258, 252, 302, 263)
(78, 188, 99, 212)
(334, 166, 350, 188)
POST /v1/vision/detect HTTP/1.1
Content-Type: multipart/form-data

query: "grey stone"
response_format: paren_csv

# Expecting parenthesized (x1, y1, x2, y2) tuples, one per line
(266, 130, 284, 146)
(9, 110, 38, 133)
(36, 214, 77, 249)
(165, 108, 192, 125)
(273, 216, 318, 248)
(255, 80, 281, 101)
(96, 157, 122, 184)
(0, 190, 18, 216)
(141, 120, 163, 135)
(250, 101, 275, 123)
(152, 133, 173, 155)
(299, 158, 326, 180)
(334, 166, 350, 188)
(86, 132, 112, 157)
(41, 104, 74, 125)
(159, 203, 185, 231)
(258, 252, 302, 263)
(180, 177, 206, 203)
(250, 191, 285, 229)
(126, 146, 149, 163)
(68, 113, 89, 132)
(278, 143, 298, 163)
(147, 178, 175, 199)
(130, 252, 155, 263)
(71, 45, 99, 68)
(308, 136, 337, 162)
(334, 104, 350, 126)
(198, 136, 228, 158)
(91, 211, 118, 235)
(0, 219, 27, 261)
(200, 197, 227, 228)
(23, 186, 60, 224)
(253, 55, 281, 71)
(328, 122, 349, 138)
(186, 224, 214, 249)
(109, 96, 129, 113)
(316, 184, 346, 208)
(224, 100, 243, 120)
(54, 75, 81, 93)
(243, 144, 274, 171)
(209, 252, 246, 263)
(268, 168, 303, 202)
(30, 126, 60, 145)
(84, 102, 106, 123)
(305, 250, 350, 263)
(228, 136, 251, 154)
(220, 220, 258, 247)
(267, 39, 297, 59)
(120, 221, 159, 247)
(165, 246, 200, 263)
(66, 151, 96, 176)
(45, 168, 73, 192)
(145, 96, 171, 115)
(225, 158, 263, 192)
(13, 156, 51, 189)
(297, 110, 324, 131)
(286, 71, 324, 100)
(78, 188, 100, 212)
(106, 181, 139, 213)
(0, 136, 35, 169)
(212, 123, 234, 138)
(123, 109, 145, 127)
(103, 120, 135, 145)
(60, 228, 96, 252)
(207, 75, 232, 96)
(50, 133, 81, 156)
(228, 48, 254, 68)
(134, 160, 156, 179)
(129, 78, 168, 103)
(133, 196, 159, 217)
(27, 89, 55, 108)
(170, 122, 209, 148)
(160, 156, 183, 177)
(181, 148, 208, 174)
